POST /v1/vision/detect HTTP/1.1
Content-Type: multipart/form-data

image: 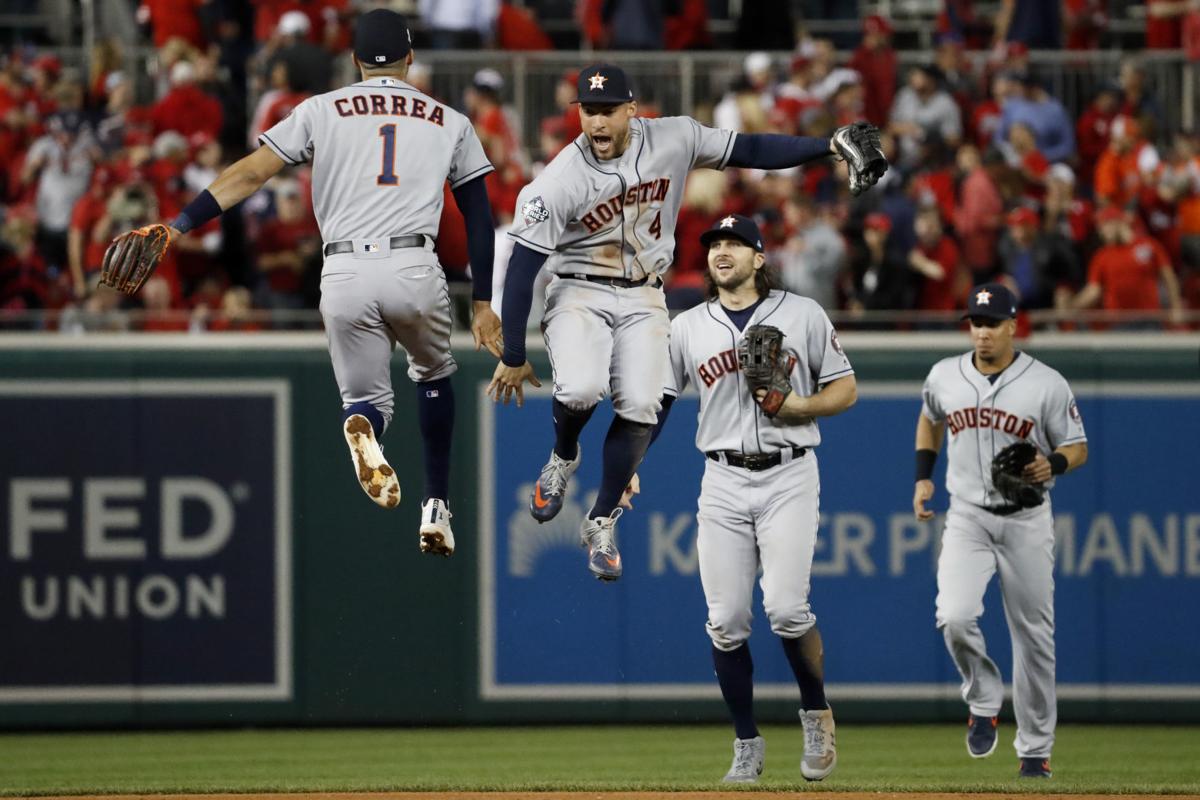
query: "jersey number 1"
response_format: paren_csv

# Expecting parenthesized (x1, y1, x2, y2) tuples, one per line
(377, 124, 399, 186)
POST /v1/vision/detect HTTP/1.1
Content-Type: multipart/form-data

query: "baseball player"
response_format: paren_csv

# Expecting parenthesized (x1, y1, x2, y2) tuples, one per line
(486, 63, 886, 581)
(914, 283, 1088, 778)
(651, 214, 855, 783)
(104, 10, 501, 556)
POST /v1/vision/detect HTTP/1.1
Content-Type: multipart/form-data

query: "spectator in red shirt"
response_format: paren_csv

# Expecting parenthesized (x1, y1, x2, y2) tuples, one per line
(909, 206, 966, 314)
(1074, 207, 1185, 326)
(848, 15, 898, 128)
(255, 179, 318, 315)
(665, 0, 712, 50)
(1044, 163, 1094, 249)
(137, 0, 208, 50)
(0, 207, 49, 313)
(496, 0, 554, 50)
(67, 165, 116, 297)
(1146, 0, 1192, 48)
(1075, 83, 1120, 184)
(138, 274, 189, 332)
(953, 144, 1004, 279)
(150, 60, 223, 141)
(249, 61, 309, 149)
(1063, 0, 1107, 49)
(668, 170, 726, 310)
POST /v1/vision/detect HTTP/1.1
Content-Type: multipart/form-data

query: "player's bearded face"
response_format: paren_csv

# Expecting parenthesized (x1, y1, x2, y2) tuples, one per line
(580, 102, 636, 160)
(707, 239, 761, 290)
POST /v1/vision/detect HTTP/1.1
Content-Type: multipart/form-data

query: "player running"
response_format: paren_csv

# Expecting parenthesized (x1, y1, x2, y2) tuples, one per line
(102, 10, 501, 556)
(914, 282, 1088, 778)
(487, 62, 886, 581)
(652, 214, 855, 783)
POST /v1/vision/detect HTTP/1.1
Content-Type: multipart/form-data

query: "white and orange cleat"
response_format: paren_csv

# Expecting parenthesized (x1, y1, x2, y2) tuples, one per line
(343, 414, 401, 509)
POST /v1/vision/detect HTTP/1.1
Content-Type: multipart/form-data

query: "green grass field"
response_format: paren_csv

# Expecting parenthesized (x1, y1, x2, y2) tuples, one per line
(2, 725, 1199, 796)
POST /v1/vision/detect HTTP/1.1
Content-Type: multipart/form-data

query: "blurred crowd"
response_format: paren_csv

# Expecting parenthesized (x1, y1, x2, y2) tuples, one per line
(1, 0, 1199, 332)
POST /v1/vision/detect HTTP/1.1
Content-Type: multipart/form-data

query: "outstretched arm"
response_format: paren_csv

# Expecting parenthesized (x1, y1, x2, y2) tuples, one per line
(726, 134, 834, 170)
(487, 243, 549, 406)
(171, 146, 287, 235)
(452, 175, 502, 357)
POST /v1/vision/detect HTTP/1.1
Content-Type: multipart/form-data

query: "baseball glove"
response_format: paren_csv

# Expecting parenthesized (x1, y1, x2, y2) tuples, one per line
(832, 121, 889, 196)
(737, 324, 796, 418)
(99, 223, 172, 295)
(990, 441, 1045, 508)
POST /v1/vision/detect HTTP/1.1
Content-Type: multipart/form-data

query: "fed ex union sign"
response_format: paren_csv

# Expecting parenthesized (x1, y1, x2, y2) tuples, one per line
(0, 380, 291, 703)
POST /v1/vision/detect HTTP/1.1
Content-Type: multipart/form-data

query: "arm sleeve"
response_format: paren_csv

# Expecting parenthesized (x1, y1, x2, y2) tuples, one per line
(258, 98, 315, 165)
(507, 174, 575, 255)
(685, 117, 737, 170)
(727, 133, 833, 170)
(808, 306, 854, 385)
(920, 371, 944, 422)
(648, 393, 677, 447)
(1043, 377, 1087, 448)
(499, 243, 549, 367)
(451, 175, 496, 301)
(664, 316, 690, 397)
(448, 118, 495, 189)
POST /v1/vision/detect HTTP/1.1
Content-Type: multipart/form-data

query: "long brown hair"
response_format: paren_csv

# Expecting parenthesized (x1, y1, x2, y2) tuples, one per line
(705, 259, 779, 300)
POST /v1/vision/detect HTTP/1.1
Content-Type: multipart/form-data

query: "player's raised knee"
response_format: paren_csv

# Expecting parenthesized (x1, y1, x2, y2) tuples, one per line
(612, 392, 663, 426)
(554, 383, 606, 412)
(937, 615, 979, 641)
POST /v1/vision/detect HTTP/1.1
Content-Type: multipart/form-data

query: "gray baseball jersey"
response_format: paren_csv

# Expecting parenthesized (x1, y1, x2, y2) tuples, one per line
(921, 350, 1086, 760)
(507, 116, 736, 279)
(662, 289, 852, 657)
(259, 76, 492, 242)
(665, 291, 854, 453)
(920, 351, 1087, 507)
(260, 75, 492, 428)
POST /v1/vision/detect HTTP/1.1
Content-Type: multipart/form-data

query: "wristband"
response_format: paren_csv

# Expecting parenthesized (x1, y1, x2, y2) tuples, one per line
(1048, 451, 1068, 475)
(915, 448, 938, 481)
(171, 189, 222, 235)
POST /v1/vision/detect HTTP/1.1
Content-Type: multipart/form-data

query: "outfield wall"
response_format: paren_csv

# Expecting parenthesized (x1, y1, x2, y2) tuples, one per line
(0, 333, 1197, 728)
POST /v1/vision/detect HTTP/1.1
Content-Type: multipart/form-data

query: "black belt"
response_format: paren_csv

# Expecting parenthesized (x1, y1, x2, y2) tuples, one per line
(706, 447, 807, 471)
(567, 273, 661, 288)
(323, 234, 431, 257)
(984, 504, 1024, 516)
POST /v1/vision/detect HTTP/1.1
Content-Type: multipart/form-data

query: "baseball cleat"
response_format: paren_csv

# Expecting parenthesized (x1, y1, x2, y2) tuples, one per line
(799, 707, 837, 781)
(966, 714, 999, 758)
(530, 446, 581, 522)
(419, 498, 454, 557)
(722, 736, 765, 783)
(1019, 757, 1052, 778)
(581, 508, 622, 581)
(343, 414, 400, 509)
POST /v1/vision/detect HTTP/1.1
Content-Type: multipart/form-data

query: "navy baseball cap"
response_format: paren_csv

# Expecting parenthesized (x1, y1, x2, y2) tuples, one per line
(574, 63, 635, 105)
(963, 282, 1018, 321)
(354, 9, 412, 66)
(700, 214, 764, 253)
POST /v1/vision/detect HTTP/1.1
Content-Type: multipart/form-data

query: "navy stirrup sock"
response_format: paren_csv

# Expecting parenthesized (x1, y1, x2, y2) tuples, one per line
(416, 377, 455, 502)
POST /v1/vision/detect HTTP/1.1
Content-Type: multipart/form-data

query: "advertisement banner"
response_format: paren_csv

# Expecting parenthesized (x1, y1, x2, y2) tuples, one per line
(479, 383, 1200, 701)
(0, 380, 291, 702)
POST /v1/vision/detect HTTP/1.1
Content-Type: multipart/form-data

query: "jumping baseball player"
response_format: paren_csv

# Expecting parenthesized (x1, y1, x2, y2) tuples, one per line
(649, 214, 855, 783)
(100, 9, 502, 556)
(486, 63, 886, 581)
(914, 283, 1088, 778)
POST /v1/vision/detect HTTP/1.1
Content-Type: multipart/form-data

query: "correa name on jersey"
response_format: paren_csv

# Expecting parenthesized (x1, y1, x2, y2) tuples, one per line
(333, 93, 445, 126)
(579, 177, 670, 232)
(945, 406, 1036, 437)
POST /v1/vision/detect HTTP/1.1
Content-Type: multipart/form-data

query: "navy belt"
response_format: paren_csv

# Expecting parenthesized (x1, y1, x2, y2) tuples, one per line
(567, 273, 662, 289)
(323, 234, 431, 257)
(706, 447, 807, 471)
(984, 504, 1024, 516)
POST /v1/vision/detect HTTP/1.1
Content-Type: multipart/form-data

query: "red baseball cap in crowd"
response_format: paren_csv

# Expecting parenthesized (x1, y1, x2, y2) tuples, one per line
(1095, 206, 1126, 225)
(864, 212, 893, 232)
(1006, 207, 1039, 228)
(863, 15, 893, 36)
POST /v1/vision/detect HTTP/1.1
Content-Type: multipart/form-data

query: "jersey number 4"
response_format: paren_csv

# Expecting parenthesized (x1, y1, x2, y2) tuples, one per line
(377, 124, 399, 186)
(649, 210, 662, 239)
